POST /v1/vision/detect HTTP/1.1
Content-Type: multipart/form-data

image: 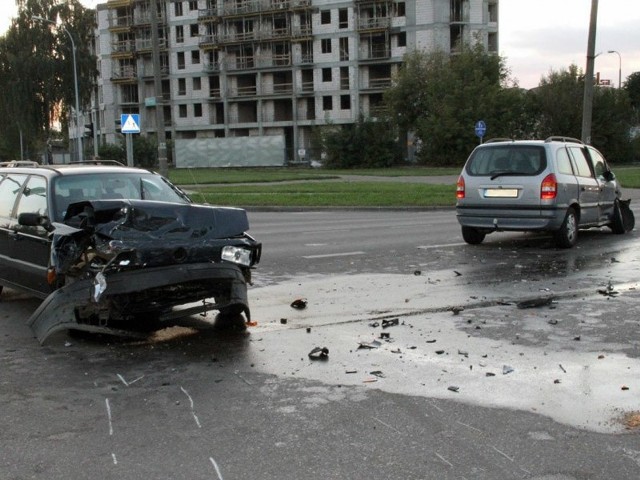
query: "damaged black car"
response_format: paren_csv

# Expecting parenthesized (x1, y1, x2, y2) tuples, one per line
(0, 162, 261, 343)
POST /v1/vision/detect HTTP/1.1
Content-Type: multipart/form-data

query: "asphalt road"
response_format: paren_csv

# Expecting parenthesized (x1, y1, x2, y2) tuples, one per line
(2, 209, 640, 479)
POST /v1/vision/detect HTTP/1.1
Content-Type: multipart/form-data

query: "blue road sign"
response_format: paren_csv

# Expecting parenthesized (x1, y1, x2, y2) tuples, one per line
(121, 114, 140, 134)
(475, 120, 486, 138)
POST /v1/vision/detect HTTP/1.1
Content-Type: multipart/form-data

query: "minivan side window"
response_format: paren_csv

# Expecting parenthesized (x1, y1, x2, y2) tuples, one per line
(0, 174, 28, 217)
(556, 148, 575, 175)
(16, 175, 48, 217)
(568, 147, 593, 178)
(587, 147, 607, 179)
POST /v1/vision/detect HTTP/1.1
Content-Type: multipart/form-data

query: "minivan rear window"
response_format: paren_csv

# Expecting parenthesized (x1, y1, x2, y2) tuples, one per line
(465, 145, 546, 176)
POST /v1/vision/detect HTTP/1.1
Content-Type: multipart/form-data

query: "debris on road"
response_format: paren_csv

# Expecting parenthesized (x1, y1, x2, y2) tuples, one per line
(516, 296, 555, 309)
(597, 281, 619, 297)
(503, 365, 514, 375)
(308, 346, 329, 360)
(382, 318, 399, 329)
(358, 340, 382, 350)
(449, 306, 464, 315)
(448, 386, 460, 393)
(291, 298, 308, 309)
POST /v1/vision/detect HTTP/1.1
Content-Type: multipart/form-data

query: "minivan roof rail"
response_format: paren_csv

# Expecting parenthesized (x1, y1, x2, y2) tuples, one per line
(69, 159, 126, 166)
(0, 160, 40, 167)
(483, 138, 513, 144)
(545, 136, 583, 144)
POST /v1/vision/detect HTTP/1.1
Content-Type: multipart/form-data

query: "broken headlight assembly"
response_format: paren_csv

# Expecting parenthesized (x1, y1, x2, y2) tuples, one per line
(221, 245, 253, 267)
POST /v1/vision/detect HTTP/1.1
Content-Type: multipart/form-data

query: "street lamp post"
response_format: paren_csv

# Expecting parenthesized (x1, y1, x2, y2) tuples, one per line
(607, 50, 622, 89)
(33, 16, 83, 162)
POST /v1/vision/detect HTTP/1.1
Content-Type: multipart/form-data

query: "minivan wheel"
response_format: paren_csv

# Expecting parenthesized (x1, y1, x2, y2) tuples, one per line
(461, 226, 486, 245)
(554, 208, 578, 248)
(610, 199, 626, 234)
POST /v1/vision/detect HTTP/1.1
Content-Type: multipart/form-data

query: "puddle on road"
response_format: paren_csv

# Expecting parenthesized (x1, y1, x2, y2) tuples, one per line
(247, 273, 640, 434)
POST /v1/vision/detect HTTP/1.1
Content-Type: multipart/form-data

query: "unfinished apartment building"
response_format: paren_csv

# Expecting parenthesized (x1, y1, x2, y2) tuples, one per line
(94, 0, 498, 166)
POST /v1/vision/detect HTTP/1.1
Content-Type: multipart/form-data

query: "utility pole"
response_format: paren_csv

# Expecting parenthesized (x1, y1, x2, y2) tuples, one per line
(581, 0, 598, 145)
(150, 0, 169, 176)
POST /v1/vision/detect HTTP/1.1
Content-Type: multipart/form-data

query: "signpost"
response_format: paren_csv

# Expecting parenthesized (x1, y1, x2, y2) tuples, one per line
(121, 114, 140, 167)
(475, 120, 487, 144)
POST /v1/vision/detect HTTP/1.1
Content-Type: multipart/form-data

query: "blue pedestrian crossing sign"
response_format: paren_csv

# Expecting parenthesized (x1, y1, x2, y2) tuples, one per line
(121, 114, 140, 134)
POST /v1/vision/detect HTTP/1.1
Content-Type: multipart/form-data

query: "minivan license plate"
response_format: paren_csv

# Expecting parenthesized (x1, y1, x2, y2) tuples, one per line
(484, 188, 518, 198)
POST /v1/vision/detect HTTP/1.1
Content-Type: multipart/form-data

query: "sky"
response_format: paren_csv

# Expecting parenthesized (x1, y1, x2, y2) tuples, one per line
(2, 0, 639, 89)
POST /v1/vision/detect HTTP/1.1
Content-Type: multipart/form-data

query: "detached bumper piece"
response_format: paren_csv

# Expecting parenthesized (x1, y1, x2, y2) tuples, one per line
(27, 262, 249, 344)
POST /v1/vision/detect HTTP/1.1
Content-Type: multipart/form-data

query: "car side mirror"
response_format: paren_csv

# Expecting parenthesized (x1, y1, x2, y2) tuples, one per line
(18, 212, 53, 232)
(602, 171, 616, 182)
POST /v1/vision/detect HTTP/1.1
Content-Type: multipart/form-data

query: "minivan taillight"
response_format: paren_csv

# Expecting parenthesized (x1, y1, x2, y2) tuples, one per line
(540, 174, 557, 200)
(456, 176, 465, 199)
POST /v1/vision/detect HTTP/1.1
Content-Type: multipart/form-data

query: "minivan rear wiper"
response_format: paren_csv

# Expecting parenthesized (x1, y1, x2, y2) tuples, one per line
(490, 171, 526, 180)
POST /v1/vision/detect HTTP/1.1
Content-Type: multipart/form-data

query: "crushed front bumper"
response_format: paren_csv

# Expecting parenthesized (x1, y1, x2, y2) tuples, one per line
(27, 262, 249, 344)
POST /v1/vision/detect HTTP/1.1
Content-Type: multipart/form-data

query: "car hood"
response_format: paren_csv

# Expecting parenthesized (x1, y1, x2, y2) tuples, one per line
(52, 199, 256, 274)
(63, 199, 250, 239)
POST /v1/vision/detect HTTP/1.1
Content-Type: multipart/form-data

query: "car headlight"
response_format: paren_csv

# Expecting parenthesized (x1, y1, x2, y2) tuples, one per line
(221, 246, 252, 266)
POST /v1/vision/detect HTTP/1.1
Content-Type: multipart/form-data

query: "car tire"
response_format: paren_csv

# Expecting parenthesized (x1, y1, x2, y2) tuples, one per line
(461, 226, 486, 245)
(610, 199, 626, 234)
(214, 309, 247, 331)
(554, 208, 578, 248)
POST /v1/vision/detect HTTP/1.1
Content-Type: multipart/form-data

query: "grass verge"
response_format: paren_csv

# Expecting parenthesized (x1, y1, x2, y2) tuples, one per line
(168, 166, 460, 185)
(191, 182, 456, 207)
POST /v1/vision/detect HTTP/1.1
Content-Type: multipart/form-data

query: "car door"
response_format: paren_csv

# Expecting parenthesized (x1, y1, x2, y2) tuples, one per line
(567, 146, 599, 225)
(585, 146, 618, 222)
(10, 174, 52, 296)
(0, 173, 28, 291)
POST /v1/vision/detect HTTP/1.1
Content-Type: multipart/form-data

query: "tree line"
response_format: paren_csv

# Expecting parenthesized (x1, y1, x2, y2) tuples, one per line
(319, 44, 640, 168)
(0, 0, 95, 161)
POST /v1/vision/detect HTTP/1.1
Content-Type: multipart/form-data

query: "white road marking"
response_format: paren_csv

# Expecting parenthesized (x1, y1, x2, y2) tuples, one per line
(302, 251, 366, 259)
(181, 386, 202, 428)
(417, 243, 466, 249)
(209, 457, 224, 480)
(105, 398, 113, 436)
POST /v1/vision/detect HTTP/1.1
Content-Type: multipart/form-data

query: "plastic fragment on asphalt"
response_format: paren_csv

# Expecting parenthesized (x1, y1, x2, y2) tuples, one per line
(448, 386, 459, 393)
(381, 318, 399, 328)
(502, 365, 514, 375)
(308, 346, 329, 360)
(597, 281, 619, 297)
(290, 298, 307, 309)
(358, 340, 382, 349)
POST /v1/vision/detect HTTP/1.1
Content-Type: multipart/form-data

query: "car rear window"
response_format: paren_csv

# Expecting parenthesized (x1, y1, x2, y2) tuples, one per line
(465, 145, 546, 176)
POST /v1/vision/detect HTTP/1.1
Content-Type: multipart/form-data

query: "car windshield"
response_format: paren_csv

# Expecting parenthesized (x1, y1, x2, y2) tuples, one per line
(52, 172, 190, 221)
(466, 145, 546, 177)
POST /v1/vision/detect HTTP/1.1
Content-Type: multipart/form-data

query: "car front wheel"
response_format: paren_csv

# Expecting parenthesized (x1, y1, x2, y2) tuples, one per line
(554, 208, 578, 248)
(461, 226, 486, 245)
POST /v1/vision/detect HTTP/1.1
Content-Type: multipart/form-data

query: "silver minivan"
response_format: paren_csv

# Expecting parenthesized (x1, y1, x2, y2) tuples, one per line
(455, 137, 632, 248)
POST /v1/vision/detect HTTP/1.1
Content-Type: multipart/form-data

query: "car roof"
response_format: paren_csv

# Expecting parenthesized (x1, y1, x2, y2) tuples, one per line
(0, 161, 155, 178)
